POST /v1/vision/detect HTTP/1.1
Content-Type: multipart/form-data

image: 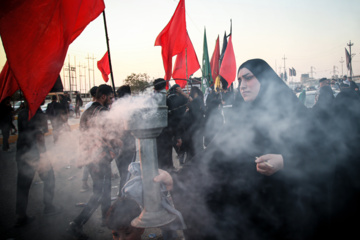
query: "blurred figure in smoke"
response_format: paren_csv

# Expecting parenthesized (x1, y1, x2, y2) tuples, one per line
(203, 89, 224, 147)
(75, 91, 83, 118)
(155, 59, 314, 240)
(116, 85, 131, 98)
(68, 84, 118, 239)
(155, 81, 190, 171)
(0, 97, 15, 151)
(15, 101, 62, 227)
(80, 86, 98, 192)
(115, 84, 136, 191)
(329, 79, 360, 239)
(181, 86, 205, 163)
(84, 86, 98, 110)
(46, 95, 63, 143)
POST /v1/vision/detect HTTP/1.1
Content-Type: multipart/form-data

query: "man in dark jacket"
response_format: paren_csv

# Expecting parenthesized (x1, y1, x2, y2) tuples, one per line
(155, 81, 190, 170)
(0, 97, 14, 151)
(68, 84, 119, 239)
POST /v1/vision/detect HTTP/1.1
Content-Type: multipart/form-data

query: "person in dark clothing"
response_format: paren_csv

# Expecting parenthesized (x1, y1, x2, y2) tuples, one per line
(116, 85, 131, 98)
(46, 95, 64, 142)
(115, 85, 136, 192)
(182, 86, 205, 163)
(155, 59, 314, 240)
(347, 76, 359, 93)
(68, 84, 118, 239)
(203, 90, 224, 147)
(0, 97, 15, 151)
(157, 83, 189, 171)
(15, 104, 61, 227)
(312, 85, 334, 112)
(59, 94, 69, 118)
(329, 85, 360, 239)
(75, 92, 83, 118)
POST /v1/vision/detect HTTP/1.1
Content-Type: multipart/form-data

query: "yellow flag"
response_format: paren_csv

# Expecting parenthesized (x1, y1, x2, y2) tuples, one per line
(214, 75, 221, 92)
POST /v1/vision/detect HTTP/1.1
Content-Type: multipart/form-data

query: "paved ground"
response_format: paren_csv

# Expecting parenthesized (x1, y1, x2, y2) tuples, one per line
(0, 117, 184, 240)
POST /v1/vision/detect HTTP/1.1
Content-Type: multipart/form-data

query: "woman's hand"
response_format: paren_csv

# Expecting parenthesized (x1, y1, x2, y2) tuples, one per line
(255, 154, 284, 176)
(154, 169, 173, 191)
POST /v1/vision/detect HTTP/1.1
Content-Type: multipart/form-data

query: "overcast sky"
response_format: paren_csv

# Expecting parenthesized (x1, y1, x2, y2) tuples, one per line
(1, 0, 359, 92)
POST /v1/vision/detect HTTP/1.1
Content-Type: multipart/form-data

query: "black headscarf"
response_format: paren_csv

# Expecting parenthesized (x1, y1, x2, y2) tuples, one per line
(238, 59, 302, 111)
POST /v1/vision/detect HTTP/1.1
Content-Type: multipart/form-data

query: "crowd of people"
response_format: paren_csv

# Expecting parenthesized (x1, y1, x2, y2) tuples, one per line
(1, 58, 360, 240)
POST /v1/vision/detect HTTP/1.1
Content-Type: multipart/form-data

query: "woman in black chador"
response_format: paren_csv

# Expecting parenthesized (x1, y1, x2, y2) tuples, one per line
(160, 59, 315, 240)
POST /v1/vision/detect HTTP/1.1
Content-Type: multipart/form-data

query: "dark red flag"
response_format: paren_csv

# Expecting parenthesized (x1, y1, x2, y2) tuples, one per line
(0, 62, 19, 102)
(210, 36, 220, 84)
(219, 35, 236, 87)
(172, 33, 200, 88)
(0, 0, 105, 118)
(155, 0, 187, 85)
(97, 51, 110, 82)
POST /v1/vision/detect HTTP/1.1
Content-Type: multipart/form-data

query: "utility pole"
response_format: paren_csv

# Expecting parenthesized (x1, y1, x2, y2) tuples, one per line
(347, 40, 354, 78)
(282, 55, 287, 81)
(92, 54, 95, 86)
(310, 66, 316, 79)
(82, 65, 87, 93)
(331, 66, 338, 79)
(339, 57, 344, 77)
(85, 54, 95, 90)
(78, 63, 87, 94)
(68, 55, 72, 92)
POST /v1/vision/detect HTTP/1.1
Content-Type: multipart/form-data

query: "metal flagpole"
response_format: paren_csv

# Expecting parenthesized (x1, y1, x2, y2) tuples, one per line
(102, 10, 116, 97)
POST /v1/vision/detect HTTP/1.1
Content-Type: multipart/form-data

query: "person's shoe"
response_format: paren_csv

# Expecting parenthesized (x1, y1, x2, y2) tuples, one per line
(14, 215, 35, 227)
(80, 182, 90, 192)
(67, 222, 88, 240)
(44, 205, 63, 216)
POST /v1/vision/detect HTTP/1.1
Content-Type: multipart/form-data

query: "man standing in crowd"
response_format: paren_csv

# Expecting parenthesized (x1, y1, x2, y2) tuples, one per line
(115, 85, 136, 191)
(0, 97, 15, 151)
(15, 102, 62, 227)
(80, 86, 98, 192)
(46, 95, 63, 143)
(84, 86, 98, 110)
(68, 84, 120, 239)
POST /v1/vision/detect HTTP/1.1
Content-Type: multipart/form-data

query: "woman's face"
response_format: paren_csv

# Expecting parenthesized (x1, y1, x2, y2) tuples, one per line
(238, 68, 261, 102)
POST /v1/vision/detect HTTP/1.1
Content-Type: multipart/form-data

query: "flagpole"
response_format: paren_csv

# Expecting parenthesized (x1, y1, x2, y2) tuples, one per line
(102, 10, 116, 97)
(186, 48, 190, 92)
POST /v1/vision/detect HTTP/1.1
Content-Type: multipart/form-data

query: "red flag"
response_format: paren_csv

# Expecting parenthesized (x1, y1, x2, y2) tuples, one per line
(219, 35, 236, 87)
(0, 62, 19, 102)
(155, 0, 187, 85)
(210, 36, 220, 84)
(0, 0, 105, 118)
(172, 33, 200, 88)
(97, 51, 110, 82)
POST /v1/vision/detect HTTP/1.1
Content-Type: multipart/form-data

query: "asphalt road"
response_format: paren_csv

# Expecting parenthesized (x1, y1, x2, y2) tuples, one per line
(0, 122, 184, 240)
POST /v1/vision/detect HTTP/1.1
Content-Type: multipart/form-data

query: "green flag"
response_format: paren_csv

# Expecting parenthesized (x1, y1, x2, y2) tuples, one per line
(201, 28, 212, 94)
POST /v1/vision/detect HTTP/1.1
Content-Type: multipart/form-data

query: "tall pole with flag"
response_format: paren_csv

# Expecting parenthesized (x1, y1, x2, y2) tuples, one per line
(172, 32, 200, 89)
(210, 35, 220, 88)
(201, 28, 212, 94)
(102, 10, 116, 97)
(0, 0, 105, 118)
(155, 0, 187, 89)
(219, 20, 236, 89)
